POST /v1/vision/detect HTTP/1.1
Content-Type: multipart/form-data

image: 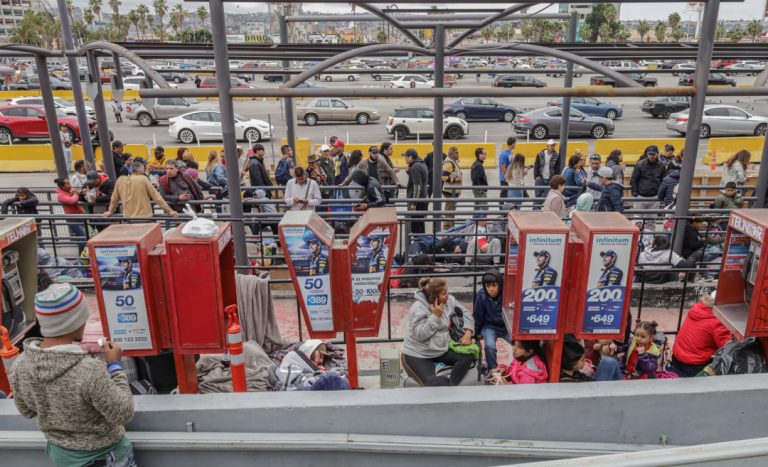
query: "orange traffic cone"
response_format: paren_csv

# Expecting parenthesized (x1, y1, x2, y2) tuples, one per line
(0, 325, 20, 393)
(225, 305, 247, 392)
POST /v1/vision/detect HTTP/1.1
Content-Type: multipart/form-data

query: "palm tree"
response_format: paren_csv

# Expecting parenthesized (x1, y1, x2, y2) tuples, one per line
(10, 11, 44, 46)
(89, 0, 102, 24)
(715, 20, 727, 42)
(604, 4, 617, 23)
(520, 21, 534, 42)
(127, 10, 140, 39)
(655, 21, 667, 42)
(173, 3, 186, 28)
(65, 0, 74, 20)
(152, 0, 168, 42)
(670, 25, 684, 42)
(578, 24, 592, 43)
(108, 0, 120, 15)
(480, 25, 495, 43)
(668, 12, 681, 31)
(135, 4, 149, 38)
(728, 28, 745, 43)
(376, 29, 387, 43)
(746, 19, 763, 42)
(598, 23, 613, 43)
(83, 9, 94, 32)
(637, 20, 650, 42)
(196, 6, 208, 27)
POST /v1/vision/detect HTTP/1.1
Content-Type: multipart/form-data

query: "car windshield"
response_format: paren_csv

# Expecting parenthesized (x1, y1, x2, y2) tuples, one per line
(234, 113, 249, 122)
(54, 98, 73, 106)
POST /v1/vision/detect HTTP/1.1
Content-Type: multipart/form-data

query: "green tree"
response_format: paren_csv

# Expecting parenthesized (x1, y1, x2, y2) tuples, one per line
(521, 21, 534, 42)
(152, 0, 168, 41)
(83, 9, 94, 32)
(171, 29, 212, 43)
(480, 25, 495, 43)
(196, 6, 208, 27)
(614, 24, 631, 43)
(584, 3, 621, 42)
(495, 23, 514, 43)
(637, 20, 650, 42)
(668, 12, 681, 31)
(715, 20, 727, 41)
(376, 29, 387, 43)
(89, 0, 102, 23)
(9, 11, 60, 49)
(728, 27, 745, 43)
(136, 4, 150, 38)
(598, 23, 613, 42)
(746, 19, 763, 42)
(108, 0, 120, 15)
(655, 21, 667, 42)
(578, 24, 592, 43)
(670, 25, 685, 42)
(127, 9, 140, 39)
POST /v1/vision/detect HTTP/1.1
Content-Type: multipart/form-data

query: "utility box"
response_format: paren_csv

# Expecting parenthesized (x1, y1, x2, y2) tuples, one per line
(503, 212, 569, 340)
(89, 224, 166, 356)
(379, 348, 400, 389)
(279, 211, 337, 339)
(569, 212, 639, 340)
(0, 218, 37, 342)
(163, 222, 236, 354)
(714, 209, 768, 340)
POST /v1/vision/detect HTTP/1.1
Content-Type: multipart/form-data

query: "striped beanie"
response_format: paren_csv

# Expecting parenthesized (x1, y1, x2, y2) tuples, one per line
(35, 283, 89, 337)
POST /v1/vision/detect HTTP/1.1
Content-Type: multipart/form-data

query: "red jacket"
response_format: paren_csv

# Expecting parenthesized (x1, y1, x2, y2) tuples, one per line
(673, 301, 732, 365)
(56, 187, 84, 215)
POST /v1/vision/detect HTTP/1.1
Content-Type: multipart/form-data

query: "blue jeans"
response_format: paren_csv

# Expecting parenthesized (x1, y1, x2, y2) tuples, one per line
(67, 221, 86, 254)
(595, 357, 622, 381)
(481, 327, 511, 370)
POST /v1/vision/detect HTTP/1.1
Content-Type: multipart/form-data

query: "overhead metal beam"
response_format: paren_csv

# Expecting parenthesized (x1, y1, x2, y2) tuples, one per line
(184, 0, 742, 3)
(35, 56, 69, 179)
(354, 3, 424, 47)
(557, 13, 579, 160)
(74, 41, 173, 89)
(285, 13, 571, 22)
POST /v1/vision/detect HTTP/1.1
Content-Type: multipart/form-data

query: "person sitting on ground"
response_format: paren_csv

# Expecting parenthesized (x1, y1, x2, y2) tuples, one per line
(473, 269, 509, 373)
(349, 170, 386, 211)
(159, 159, 205, 213)
(9, 284, 136, 467)
(465, 216, 503, 265)
(104, 161, 178, 219)
(670, 292, 732, 377)
(402, 277, 475, 386)
(277, 339, 349, 391)
(616, 320, 660, 379)
(542, 175, 568, 218)
(682, 218, 723, 264)
(713, 181, 744, 210)
(1, 187, 38, 215)
(507, 340, 548, 384)
(560, 337, 592, 382)
(636, 235, 689, 284)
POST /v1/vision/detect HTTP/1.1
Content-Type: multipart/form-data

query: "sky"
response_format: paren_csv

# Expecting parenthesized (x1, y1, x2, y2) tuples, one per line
(67, 1, 767, 21)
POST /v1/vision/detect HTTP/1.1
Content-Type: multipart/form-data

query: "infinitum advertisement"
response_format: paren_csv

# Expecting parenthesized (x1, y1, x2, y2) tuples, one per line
(94, 245, 152, 350)
(282, 226, 333, 331)
(519, 233, 566, 334)
(583, 233, 633, 334)
(351, 226, 391, 305)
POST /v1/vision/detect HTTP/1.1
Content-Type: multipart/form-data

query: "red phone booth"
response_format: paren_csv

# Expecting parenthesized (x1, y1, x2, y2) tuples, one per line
(713, 209, 768, 345)
(568, 212, 639, 340)
(88, 224, 168, 356)
(278, 211, 337, 338)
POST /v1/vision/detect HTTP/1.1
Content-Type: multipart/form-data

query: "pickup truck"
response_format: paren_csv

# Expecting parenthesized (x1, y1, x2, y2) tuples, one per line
(125, 97, 212, 127)
(641, 96, 692, 119)
(590, 73, 657, 87)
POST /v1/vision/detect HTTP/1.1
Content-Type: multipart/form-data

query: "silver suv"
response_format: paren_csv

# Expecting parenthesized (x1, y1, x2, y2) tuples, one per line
(125, 97, 212, 127)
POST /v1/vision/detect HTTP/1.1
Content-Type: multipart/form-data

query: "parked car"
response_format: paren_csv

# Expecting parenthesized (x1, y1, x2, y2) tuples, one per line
(317, 72, 360, 82)
(263, 73, 285, 82)
(606, 60, 645, 71)
(159, 72, 187, 84)
(388, 74, 434, 88)
(545, 65, 586, 78)
(590, 73, 657, 87)
(9, 76, 72, 90)
(546, 97, 623, 120)
(8, 97, 95, 118)
(296, 98, 380, 126)
(386, 107, 468, 140)
(122, 76, 179, 91)
(443, 98, 521, 122)
(678, 72, 736, 87)
(0, 105, 84, 144)
(672, 62, 696, 76)
(724, 61, 765, 76)
(168, 111, 273, 144)
(666, 105, 768, 138)
(512, 107, 614, 140)
(370, 66, 395, 81)
(199, 76, 252, 89)
(99, 73, 113, 84)
(492, 75, 545, 88)
(641, 96, 691, 119)
(126, 97, 212, 127)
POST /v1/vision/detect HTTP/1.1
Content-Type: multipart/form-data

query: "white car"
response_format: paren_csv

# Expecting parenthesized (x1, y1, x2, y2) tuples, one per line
(122, 76, 178, 91)
(8, 96, 95, 118)
(317, 72, 360, 82)
(386, 107, 468, 140)
(388, 74, 435, 88)
(168, 110, 273, 144)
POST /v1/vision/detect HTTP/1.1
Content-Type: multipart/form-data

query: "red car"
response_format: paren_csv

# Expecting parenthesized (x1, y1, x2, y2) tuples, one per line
(199, 76, 252, 89)
(0, 105, 84, 145)
(100, 73, 113, 84)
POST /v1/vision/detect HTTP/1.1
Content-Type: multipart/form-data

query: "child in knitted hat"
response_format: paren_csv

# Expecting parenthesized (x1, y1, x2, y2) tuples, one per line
(9, 283, 136, 467)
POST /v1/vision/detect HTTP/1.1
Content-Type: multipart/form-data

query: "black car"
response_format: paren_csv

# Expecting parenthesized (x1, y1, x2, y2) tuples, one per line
(492, 75, 545, 88)
(264, 74, 285, 83)
(590, 73, 657, 87)
(678, 72, 736, 87)
(641, 96, 692, 119)
(160, 72, 188, 84)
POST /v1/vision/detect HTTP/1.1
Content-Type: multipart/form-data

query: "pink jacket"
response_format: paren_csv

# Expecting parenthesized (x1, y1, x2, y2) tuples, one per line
(509, 355, 548, 384)
(56, 187, 84, 215)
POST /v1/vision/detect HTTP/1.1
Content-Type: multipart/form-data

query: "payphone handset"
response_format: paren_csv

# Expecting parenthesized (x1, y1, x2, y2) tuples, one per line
(742, 240, 761, 302)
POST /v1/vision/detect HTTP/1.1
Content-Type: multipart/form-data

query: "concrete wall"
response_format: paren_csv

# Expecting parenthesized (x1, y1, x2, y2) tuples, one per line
(2, 375, 768, 465)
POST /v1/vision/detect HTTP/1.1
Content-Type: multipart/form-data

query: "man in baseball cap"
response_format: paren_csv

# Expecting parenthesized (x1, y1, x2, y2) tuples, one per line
(10, 283, 136, 465)
(595, 166, 625, 213)
(534, 138, 561, 199)
(598, 250, 624, 287)
(532, 250, 558, 287)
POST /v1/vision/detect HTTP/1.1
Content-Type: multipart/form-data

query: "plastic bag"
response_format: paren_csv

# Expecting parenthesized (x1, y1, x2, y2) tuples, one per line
(180, 204, 219, 238)
(710, 338, 768, 375)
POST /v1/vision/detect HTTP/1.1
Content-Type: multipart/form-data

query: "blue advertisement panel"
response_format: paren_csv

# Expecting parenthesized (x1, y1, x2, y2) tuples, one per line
(582, 233, 633, 334)
(519, 233, 566, 334)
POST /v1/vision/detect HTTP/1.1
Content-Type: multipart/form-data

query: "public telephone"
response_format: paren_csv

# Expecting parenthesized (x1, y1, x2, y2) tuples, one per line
(742, 241, 761, 303)
(1, 250, 25, 336)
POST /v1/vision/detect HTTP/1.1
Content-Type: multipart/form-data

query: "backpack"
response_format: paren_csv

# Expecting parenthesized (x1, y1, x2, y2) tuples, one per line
(275, 158, 291, 185)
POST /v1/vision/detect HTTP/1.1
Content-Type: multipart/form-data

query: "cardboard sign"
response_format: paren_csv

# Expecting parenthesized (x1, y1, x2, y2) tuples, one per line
(582, 233, 633, 334)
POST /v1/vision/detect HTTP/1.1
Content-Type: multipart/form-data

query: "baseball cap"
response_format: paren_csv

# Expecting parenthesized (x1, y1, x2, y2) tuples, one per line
(589, 153, 601, 161)
(332, 139, 345, 148)
(546, 139, 556, 145)
(600, 250, 617, 258)
(533, 250, 551, 258)
(646, 145, 659, 155)
(86, 169, 100, 181)
(402, 148, 418, 158)
(597, 166, 614, 179)
(320, 144, 330, 152)
(368, 145, 379, 153)
(111, 140, 124, 149)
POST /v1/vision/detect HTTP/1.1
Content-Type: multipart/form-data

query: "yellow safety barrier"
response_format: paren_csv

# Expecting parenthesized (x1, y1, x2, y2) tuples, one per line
(0, 90, 143, 102)
(707, 137, 765, 163)
(594, 138, 686, 164)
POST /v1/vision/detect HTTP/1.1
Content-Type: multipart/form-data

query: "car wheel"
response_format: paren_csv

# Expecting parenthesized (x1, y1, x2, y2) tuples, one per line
(324, 76, 332, 82)
(531, 125, 548, 140)
(394, 126, 409, 140)
(605, 109, 618, 120)
(455, 111, 467, 121)
(700, 124, 711, 138)
(0, 127, 12, 145)
(137, 112, 154, 127)
(650, 111, 659, 118)
(173, 77, 181, 84)
(644, 82, 655, 87)
(591, 124, 607, 139)
(304, 114, 318, 126)
(661, 109, 672, 119)
(347, 75, 355, 81)
(244, 128, 261, 143)
(373, 75, 381, 81)
(356, 113, 370, 125)
(502, 110, 515, 122)
(755, 124, 767, 136)
(178, 129, 196, 144)
(445, 126, 463, 140)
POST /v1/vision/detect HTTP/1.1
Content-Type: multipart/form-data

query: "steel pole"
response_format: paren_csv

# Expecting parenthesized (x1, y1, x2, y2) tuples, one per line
(279, 15, 297, 164)
(35, 56, 68, 179)
(432, 25, 445, 227)
(673, 0, 720, 254)
(55, 0, 95, 167)
(209, 0, 248, 270)
(87, 51, 116, 180)
(755, 133, 768, 208)
(557, 13, 578, 160)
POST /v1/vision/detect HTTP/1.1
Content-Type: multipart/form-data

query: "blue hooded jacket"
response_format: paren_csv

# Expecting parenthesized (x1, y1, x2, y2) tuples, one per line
(473, 268, 506, 334)
(657, 169, 679, 207)
(596, 182, 625, 212)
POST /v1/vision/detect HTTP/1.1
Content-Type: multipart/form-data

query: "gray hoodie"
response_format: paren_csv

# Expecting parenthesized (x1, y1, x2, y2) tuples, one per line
(10, 339, 134, 451)
(402, 291, 474, 359)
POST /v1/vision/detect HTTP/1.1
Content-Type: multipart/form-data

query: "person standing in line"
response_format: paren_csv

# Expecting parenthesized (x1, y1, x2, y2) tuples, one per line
(585, 154, 603, 201)
(317, 144, 336, 187)
(59, 123, 73, 173)
(111, 140, 126, 175)
(533, 139, 561, 199)
(284, 167, 322, 211)
(380, 141, 401, 200)
(147, 146, 167, 172)
(660, 144, 676, 172)
(441, 147, 463, 229)
(605, 149, 625, 185)
(403, 148, 429, 234)
(594, 167, 625, 213)
(630, 145, 665, 231)
(504, 153, 528, 210)
(205, 149, 228, 195)
(54, 177, 86, 253)
(471, 147, 489, 211)
(498, 137, 516, 201)
(542, 175, 568, 218)
(332, 140, 349, 183)
(274, 144, 296, 186)
(111, 99, 123, 123)
(159, 160, 205, 213)
(562, 154, 587, 208)
(104, 161, 178, 219)
(424, 150, 446, 197)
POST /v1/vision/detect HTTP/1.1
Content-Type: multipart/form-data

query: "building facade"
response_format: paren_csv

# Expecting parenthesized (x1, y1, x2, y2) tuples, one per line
(0, 0, 42, 44)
